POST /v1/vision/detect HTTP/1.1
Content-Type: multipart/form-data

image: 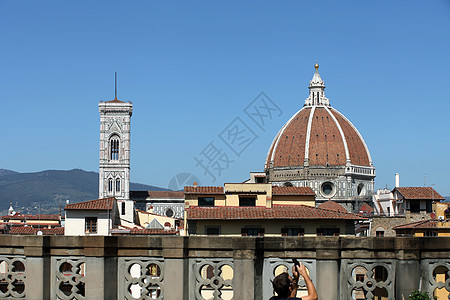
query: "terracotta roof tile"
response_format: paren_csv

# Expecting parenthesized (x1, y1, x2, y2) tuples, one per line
(359, 202, 374, 213)
(272, 186, 315, 196)
(184, 186, 224, 194)
(318, 200, 347, 213)
(65, 197, 115, 210)
(9, 226, 64, 235)
(186, 204, 365, 220)
(106, 98, 125, 103)
(394, 187, 444, 200)
(393, 219, 450, 230)
(128, 228, 178, 235)
(330, 109, 370, 166)
(1, 214, 60, 221)
(131, 191, 184, 199)
(266, 107, 371, 169)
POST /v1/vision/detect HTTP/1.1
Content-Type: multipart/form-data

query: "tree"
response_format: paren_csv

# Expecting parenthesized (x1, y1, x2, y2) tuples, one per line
(408, 290, 436, 300)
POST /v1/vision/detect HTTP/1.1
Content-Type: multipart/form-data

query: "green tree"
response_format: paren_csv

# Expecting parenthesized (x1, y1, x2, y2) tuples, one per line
(408, 290, 436, 300)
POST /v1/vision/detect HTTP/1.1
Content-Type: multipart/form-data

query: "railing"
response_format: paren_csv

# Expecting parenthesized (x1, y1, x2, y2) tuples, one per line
(0, 236, 449, 299)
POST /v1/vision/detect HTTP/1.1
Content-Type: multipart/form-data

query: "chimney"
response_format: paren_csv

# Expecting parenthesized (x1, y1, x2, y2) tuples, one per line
(193, 182, 198, 187)
(395, 173, 400, 188)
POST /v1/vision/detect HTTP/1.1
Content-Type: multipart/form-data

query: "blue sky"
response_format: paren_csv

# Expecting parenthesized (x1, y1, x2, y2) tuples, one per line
(1, 1, 449, 195)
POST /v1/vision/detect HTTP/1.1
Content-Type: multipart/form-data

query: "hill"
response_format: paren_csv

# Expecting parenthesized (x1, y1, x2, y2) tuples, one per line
(0, 169, 168, 215)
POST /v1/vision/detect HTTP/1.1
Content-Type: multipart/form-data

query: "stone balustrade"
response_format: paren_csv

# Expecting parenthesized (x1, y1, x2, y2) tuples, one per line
(0, 236, 449, 299)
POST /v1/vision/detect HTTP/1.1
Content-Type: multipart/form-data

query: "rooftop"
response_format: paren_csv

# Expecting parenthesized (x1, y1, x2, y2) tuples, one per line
(9, 226, 64, 235)
(393, 219, 450, 230)
(131, 190, 184, 199)
(1, 213, 60, 221)
(394, 187, 444, 200)
(272, 186, 315, 196)
(184, 186, 224, 194)
(186, 204, 365, 220)
(65, 197, 115, 210)
(318, 200, 348, 213)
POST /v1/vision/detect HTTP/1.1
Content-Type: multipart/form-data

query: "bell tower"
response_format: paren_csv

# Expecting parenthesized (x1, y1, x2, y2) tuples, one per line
(98, 74, 133, 224)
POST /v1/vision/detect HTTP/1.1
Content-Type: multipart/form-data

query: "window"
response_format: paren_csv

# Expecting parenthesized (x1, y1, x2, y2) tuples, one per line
(110, 136, 120, 160)
(410, 200, 420, 213)
(281, 227, 304, 236)
(198, 197, 215, 207)
(108, 179, 113, 193)
(121, 202, 126, 215)
(85, 217, 97, 234)
(205, 227, 220, 236)
(424, 230, 437, 237)
(321, 182, 334, 197)
(165, 208, 174, 218)
(357, 183, 364, 196)
(239, 197, 256, 207)
(426, 201, 432, 213)
(255, 177, 265, 183)
(317, 227, 339, 236)
(376, 230, 385, 237)
(241, 227, 264, 236)
(115, 179, 120, 192)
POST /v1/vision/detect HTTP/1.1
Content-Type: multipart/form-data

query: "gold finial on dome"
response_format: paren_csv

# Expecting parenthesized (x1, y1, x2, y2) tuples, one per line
(314, 61, 319, 70)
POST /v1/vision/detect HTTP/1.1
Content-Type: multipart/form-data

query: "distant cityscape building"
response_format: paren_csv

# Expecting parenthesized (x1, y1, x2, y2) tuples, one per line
(370, 176, 445, 237)
(64, 197, 119, 236)
(131, 191, 184, 219)
(265, 63, 375, 213)
(184, 182, 365, 236)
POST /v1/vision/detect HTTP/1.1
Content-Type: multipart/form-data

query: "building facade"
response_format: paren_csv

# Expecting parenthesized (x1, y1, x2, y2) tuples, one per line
(265, 63, 375, 212)
(184, 183, 364, 237)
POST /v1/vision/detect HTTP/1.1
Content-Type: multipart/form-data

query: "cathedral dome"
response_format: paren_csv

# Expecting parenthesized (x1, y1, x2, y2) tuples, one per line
(265, 64, 372, 171)
(265, 105, 372, 169)
(264, 63, 375, 210)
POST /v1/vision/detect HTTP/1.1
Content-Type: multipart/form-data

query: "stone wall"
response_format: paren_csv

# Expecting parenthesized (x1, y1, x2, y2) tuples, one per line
(371, 212, 432, 237)
(0, 235, 449, 299)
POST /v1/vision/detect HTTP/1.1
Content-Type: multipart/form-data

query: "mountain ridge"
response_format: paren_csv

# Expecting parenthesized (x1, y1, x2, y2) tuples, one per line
(0, 168, 169, 214)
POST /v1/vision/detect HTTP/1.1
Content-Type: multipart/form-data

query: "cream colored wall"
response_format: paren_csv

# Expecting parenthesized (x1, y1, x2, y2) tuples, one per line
(435, 274, 450, 299)
(272, 195, 315, 207)
(413, 231, 450, 237)
(435, 202, 449, 219)
(26, 220, 60, 225)
(185, 194, 226, 207)
(65, 210, 112, 236)
(186, 184, 316, 208)
(225, 183, 272, 196)
(224, 183, 272, 207)
(225, 194, 267, 207)
(193, 219, 349, 236)
(136, 210, 176, 228)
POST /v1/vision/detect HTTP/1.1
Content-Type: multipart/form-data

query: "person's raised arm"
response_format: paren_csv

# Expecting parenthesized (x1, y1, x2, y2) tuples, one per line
(289, 264, 300, 298)
(297, 262, 318, 300)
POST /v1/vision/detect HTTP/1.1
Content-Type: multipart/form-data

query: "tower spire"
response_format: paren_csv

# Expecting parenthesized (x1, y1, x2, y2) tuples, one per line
(114, 72, 118, 100)
(305, 61, 330, 106)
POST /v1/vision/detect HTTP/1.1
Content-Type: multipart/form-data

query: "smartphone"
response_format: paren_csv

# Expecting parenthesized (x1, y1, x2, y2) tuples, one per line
(292, 258, 300, 267)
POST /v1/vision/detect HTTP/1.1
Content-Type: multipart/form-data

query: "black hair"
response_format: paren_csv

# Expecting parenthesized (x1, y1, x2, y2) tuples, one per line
(272, 272, 290, 297)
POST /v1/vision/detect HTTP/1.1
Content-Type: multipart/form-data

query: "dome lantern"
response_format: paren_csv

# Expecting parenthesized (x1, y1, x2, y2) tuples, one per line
(305, 61, 330, 106)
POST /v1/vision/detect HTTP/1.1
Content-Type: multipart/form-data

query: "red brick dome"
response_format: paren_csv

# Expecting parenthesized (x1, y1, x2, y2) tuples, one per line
(265, 105, 372, 169)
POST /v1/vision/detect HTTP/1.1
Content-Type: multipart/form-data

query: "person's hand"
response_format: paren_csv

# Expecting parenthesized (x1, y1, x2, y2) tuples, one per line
(298, 262, 309, 279)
